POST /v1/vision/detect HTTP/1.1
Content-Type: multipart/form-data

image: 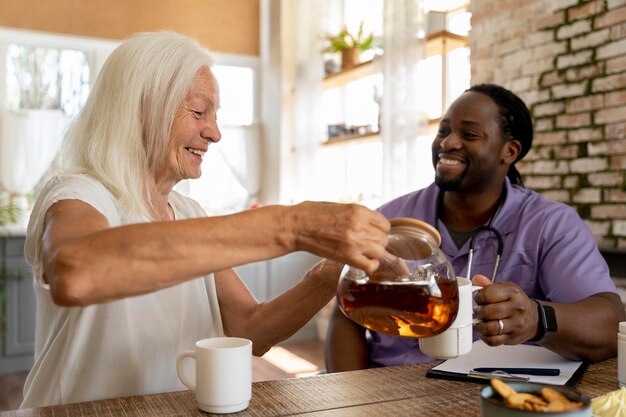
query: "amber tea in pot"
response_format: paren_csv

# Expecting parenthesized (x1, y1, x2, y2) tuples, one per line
(337, 218, 458, 338)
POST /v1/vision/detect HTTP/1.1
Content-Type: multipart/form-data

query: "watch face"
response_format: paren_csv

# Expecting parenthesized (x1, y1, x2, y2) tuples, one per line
(543, 304, 558, 333)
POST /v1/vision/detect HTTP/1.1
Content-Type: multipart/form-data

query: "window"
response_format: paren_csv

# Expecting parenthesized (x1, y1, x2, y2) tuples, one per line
(6, 43, 90, 116)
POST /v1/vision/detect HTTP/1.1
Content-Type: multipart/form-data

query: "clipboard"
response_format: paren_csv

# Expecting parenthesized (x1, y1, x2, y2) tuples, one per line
(425, 340, 588, 387)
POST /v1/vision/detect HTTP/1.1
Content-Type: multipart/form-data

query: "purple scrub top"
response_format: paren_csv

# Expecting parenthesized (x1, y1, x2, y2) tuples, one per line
(366, 178, 617, 368)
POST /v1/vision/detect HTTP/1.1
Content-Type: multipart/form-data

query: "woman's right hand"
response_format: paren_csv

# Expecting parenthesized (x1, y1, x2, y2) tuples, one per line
(290, 201, 390, 276)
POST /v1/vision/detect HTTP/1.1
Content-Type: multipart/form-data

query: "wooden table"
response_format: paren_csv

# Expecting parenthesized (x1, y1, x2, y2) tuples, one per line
(1, 358, 617, 417)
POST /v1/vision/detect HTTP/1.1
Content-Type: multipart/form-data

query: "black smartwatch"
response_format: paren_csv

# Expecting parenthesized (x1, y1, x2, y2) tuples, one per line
(528, 299, 558, 343)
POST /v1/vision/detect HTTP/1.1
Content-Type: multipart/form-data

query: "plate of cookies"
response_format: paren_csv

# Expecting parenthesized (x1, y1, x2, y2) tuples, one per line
(481, 378, 591, 416)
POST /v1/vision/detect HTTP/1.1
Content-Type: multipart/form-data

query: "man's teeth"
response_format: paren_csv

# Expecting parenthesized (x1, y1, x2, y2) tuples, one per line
(186, 147, 205, 157)
(440, 158, 461, 165)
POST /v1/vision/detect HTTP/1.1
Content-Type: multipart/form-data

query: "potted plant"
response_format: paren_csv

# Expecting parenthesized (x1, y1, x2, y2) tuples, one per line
(323, 22, 374, 71)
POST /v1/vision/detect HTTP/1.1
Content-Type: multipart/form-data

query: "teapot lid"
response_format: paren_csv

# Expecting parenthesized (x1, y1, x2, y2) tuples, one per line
(389, 218, 441, 247)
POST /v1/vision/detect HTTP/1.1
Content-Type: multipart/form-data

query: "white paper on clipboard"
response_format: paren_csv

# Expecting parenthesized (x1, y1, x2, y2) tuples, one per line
(428, 340, 585, 385)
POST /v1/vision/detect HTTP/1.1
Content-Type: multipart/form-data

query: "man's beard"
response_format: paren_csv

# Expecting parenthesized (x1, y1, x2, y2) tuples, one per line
(434, 172, 465, 191)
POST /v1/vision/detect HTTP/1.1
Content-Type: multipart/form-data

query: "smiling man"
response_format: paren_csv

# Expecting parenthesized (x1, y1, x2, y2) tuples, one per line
(325, 83, 624, 372)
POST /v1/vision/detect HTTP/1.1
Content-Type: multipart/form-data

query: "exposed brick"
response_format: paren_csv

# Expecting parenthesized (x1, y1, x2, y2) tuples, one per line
(557, 19, 593, 39)
(537, 11, 566, 30)
(569, 127, 604, 142)
(606, 188, 626, 202)
(586, 220, 611, 235)
(592, 72, 626, 92)
(607, 55, 626, 74)
(597, 38, 626, 59)
(535, 118, 555, 132)
(511, 76, 533, 92)
(571, 28, 611, 49)
(608, 1, 626, 11)
(525, 146, 553, 161)
(523, 57, 557, 76)
(574, 188, 602, 203)
(541, 189, 570, 202)
(588, 138, 626, 155)
(556, 112, 592, 128)
(589, 172, 624, 186)
(533, 42, 567, 60)
(565, 63, 604, 82)
(569, 0, 606, 21)
(533, 131, 567, 144)
(564, 175, 581, 188)
(595, 4, 626, 28)
(524, 31, 554, 48)
(618, 238, 626, 249)
(547, 0, 579, 13)
(605, 90, 626, 107)
(615, 220, 626, 237)
(612, 155, 626, 169)
(542, 71, 565, 87)
(596, 105, 626, 124)
(566, 94, 605, 113)
(570, 157, 609, 172)
(534, 160, 570, 174)
(605, 122, 626, 139)
(556, 50, 594, 69)
(557, 144, 580, 158)
(495, 37, 524, 56)
(524, 175, 562, 189)
(521, 90, 551, 107)
(611, 21, 626, 39)
(552, 82, 588, 98)
(592, 204, 626, 218)
(534, 102, 565, 116)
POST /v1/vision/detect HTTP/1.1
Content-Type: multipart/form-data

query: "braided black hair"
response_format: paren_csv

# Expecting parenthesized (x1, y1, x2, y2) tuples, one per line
(466, 84, 533, 187)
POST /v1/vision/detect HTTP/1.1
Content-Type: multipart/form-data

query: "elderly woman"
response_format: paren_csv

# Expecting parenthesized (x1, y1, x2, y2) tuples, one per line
(20, 31, 390, 408)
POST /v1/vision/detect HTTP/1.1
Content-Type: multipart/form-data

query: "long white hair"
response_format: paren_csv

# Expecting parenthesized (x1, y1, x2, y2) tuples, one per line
(58, 31, 214, 219)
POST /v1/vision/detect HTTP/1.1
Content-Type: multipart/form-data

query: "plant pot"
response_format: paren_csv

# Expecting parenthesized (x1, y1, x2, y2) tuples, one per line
(341, 47, 361, 70)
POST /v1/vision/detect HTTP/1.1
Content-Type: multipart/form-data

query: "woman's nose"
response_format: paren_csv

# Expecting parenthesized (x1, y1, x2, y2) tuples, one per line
(202, 119, 221, 143)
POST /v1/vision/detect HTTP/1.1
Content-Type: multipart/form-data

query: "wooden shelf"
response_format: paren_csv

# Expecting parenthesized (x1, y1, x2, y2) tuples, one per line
(321, 132, 380, 147)
(426, 31, 468, 56)
(323, 58, 382, 90)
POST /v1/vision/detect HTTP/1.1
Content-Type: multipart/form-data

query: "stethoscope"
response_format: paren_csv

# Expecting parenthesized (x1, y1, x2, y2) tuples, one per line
(466, 225, 504, 281)
(436, 191, 506, 282)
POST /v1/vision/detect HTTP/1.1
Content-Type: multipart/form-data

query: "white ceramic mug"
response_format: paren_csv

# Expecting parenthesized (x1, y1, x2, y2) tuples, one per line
(419, 277, 481, 359)
(177, 337, 252, 414)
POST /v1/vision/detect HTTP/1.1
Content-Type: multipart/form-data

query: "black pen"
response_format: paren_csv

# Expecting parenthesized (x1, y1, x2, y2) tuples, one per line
(472, 367, 560, 376)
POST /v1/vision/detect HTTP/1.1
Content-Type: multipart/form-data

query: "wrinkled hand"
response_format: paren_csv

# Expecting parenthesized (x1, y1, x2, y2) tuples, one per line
(472, 274, 538, 346)
(292, 202, 390, 276)
(369, 251, 411, 282)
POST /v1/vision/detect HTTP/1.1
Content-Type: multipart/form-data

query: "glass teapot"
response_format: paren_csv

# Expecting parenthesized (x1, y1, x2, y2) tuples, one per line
(337, 217, 458, 338)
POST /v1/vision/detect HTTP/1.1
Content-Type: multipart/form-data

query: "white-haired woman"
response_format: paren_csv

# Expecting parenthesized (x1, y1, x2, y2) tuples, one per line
(20, 31, 390, 408)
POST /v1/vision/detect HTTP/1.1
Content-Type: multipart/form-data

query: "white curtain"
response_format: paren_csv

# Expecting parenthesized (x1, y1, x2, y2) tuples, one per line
(381, 0, 429, 201)
(291, 0, 327, 203)
(0, 108, 67, 221)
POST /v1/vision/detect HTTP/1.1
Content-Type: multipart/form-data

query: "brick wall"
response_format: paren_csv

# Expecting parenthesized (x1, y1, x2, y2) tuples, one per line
(470, 0, 626, 250)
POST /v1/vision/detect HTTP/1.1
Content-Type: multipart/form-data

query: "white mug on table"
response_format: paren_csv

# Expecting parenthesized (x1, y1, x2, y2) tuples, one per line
(177, 337, 252, 414)
(419, 276, 481, 359)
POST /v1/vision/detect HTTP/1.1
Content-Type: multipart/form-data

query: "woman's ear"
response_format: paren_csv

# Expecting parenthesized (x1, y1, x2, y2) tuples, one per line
(502, 139, 522, 165)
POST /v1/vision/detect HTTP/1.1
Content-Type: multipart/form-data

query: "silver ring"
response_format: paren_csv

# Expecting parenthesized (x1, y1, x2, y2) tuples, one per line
(497, 319, 504, 335)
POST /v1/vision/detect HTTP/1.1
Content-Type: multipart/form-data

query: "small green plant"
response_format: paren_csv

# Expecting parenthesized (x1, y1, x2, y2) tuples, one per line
(0, 193, 21, 226)
(323, 22, 374, 53)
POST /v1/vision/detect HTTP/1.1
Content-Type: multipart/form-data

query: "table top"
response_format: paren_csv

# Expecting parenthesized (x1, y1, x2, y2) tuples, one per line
(2, 358, 617, 417)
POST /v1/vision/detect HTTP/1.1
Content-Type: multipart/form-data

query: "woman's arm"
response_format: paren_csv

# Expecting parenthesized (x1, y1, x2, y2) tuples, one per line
(215, 260, 343, 356)
(42, 200, 389, 306)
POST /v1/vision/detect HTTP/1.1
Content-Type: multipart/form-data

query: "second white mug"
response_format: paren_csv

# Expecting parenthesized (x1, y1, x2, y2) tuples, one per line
(177, 337, 252, 414)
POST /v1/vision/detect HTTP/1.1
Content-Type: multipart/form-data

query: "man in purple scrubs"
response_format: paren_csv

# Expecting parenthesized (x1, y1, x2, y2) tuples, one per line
(325, 84, 624, 371)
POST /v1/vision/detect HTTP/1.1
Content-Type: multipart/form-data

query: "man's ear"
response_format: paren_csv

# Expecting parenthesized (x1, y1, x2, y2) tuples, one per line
(502, 139, 522, 165)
